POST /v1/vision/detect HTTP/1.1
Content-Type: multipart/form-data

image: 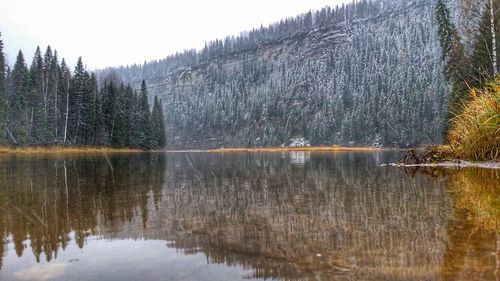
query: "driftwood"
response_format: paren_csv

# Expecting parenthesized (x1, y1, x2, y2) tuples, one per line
(399, 146, 455, 165)
(402, 149, 420, 164)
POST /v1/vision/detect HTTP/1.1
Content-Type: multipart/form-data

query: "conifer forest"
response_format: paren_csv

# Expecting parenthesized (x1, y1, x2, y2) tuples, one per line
(1, 0, 498, 149)
(100, 0, 449, 149)
(0, 43, 166, 149)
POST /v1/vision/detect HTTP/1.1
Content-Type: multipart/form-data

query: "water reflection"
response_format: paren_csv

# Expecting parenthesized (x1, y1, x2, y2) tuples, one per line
(0, 152, 497, 280)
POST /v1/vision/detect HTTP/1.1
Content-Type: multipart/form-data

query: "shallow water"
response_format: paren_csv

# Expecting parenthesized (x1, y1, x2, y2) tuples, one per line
(0, 152, 498, 281)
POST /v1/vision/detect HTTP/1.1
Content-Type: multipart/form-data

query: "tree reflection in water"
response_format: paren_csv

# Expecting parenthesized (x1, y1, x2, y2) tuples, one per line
(0, 152, 497, 281)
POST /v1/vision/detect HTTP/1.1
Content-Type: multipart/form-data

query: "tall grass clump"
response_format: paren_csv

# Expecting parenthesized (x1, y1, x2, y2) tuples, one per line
(448, 79, 500, 161)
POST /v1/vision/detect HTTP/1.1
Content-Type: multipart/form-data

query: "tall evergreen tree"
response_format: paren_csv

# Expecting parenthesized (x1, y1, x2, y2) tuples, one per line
(28, 46, 44, 144)
(0, 32, 6, 143)
(151, 96, 166, 149)
(50, 50, 61, 143)
(69, 57, 91, 144)
(60, 59, 71, 145)
(101, 80, 117, 146)
(8, 51, 30, 145)
(435, 0, 468, 132)
(137, 80, 151, 149)
(468, 1, 500, 89)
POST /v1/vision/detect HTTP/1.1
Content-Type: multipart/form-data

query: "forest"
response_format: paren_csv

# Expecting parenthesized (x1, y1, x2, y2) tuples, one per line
(0, 40, 166, 149)
(0, 0, 497, 150)
(100, 0, 448, 148)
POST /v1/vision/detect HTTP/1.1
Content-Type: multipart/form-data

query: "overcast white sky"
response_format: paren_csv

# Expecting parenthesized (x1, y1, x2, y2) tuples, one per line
(0, 0, 348, 70)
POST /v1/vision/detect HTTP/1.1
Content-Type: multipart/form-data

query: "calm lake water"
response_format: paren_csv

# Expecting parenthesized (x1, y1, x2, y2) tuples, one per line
(0, 152, 498, 281)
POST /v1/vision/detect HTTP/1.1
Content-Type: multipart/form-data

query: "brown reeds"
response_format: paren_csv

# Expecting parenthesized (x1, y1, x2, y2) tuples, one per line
(448, 80, 500, 161)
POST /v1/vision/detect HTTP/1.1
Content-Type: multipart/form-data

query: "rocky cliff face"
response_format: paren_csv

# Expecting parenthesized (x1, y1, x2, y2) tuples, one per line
(100, 0, 448, 149)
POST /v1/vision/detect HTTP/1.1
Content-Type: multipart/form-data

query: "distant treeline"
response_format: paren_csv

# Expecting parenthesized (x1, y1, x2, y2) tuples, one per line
(0, 37, 166, 149)
(101, 0, 445, 148)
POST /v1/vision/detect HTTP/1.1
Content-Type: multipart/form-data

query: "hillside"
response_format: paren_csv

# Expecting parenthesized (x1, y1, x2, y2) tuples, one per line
(99, 0, 448, 149)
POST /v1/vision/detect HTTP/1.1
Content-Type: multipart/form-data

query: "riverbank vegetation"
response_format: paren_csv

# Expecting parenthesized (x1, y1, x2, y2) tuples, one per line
(0, 34, 166, 150)
(448, 80, 499, 161)
(435, 0, 500, 162)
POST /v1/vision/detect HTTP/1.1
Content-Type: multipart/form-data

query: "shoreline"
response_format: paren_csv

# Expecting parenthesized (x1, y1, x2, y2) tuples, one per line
(0, 146, 160, 154)
(386, 160, 500, 169)
(0, 145, 382, 154)
(205, 146, 381, 153)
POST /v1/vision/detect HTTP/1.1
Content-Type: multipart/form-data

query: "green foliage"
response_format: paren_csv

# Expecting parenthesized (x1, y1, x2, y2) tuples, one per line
(435, 0, 469, 133)
(151, 96, 166, 149)
(437, 0, 500, 138)
(0, 41, 165, 149)
(0, 32, 6, 144)
(468, 1, 500, 89)
(8, 51, 29, 145)
(137, 80, 152, 149)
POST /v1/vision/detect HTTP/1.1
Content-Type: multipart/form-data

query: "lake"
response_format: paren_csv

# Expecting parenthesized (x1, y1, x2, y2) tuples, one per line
(0, 152, 498, 281)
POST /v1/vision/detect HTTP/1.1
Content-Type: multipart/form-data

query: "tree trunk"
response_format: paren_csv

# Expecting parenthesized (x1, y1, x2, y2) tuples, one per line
(491, 0, 498, 76)
(54, 78, 58, 142)
(63, 78, 69, 145)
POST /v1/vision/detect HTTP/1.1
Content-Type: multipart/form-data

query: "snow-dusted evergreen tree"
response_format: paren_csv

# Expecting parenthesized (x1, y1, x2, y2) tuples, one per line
(8, 51, 30, 145)
(0, 33, 5, 144)
(151, 96, 166, 149)
(136, 80, 152, 149)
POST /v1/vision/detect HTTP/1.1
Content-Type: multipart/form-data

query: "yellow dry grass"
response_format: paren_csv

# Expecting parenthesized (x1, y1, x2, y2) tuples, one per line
(448, 79, 500, 161)
(207, 145, 380, 153)
(0, 146, 157, 154)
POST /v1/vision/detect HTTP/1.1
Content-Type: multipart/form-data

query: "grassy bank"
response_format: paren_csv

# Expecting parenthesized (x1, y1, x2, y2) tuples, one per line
(448, 79, 500, 161)
(399, 79, 499, 165)
(207, 145, 380, 153)
(0, 146, 155, 154)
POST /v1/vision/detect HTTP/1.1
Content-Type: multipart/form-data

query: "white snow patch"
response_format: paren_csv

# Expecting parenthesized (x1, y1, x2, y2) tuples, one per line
(281, 138, 310, 147)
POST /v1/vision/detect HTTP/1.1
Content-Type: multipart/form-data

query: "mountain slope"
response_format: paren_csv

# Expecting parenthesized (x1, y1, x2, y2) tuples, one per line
(100, 0, 447, 149)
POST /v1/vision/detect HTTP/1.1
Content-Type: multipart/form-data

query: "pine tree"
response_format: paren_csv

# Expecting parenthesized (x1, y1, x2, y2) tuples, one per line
(112, 83, 129, 147)
(137, 80, 151, 149)
(435, 0, 468, 132)
(60, 59, 71, 145)
(150, 96, 166, 149)
(8, 51, 30, 145)
(158, 98, 166, 148)
(0, 32, 6, 143)
(28, 46, 44, 145)
(50, 50, 61, 143)
(101, 80, 117, 146)
(468, 1, 500, 89)
(86, 73, 99, 144)
(69, 57, 91, 144)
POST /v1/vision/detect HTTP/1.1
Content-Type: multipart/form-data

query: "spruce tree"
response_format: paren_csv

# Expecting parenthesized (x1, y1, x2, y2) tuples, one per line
(435, 0, 468, 133)
(112, 83, 129, 147)
(59, 59, 71, 145)
(468, 1, 500, 89)
(138, 80, 151, 149)
(158, 98, 166, 148)
(28, 46, 44, 145)
(101, 80, 117, 146)
(150, 96, 166, 149)
(69, 57, 91, 144)
(0, 33, 6, 143)
(9, 51, 30, 145)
